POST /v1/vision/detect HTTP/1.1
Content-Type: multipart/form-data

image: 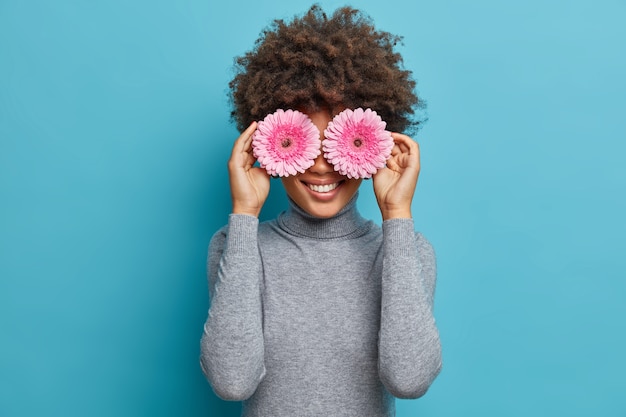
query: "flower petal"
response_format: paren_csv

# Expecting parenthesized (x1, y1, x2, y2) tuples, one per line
(323, 108, 393, 178)
(252, 109, 321, 177)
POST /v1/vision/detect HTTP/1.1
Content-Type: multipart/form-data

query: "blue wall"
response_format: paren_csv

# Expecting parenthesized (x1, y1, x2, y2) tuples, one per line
(1, 0, 624, 416)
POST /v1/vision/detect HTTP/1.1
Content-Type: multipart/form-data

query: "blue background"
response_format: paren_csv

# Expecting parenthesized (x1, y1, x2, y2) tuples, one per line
(1, 0, 625, 416)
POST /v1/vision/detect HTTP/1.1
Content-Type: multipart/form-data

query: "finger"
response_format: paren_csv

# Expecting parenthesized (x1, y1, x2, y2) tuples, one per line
(234, 121, 258, 154)
(396, 142, 411, 154)
(391, 133, 419, 157)
(391, 132, 419, 149)
(244, 151, 257, 170)
(385, 157, 402, 172)
(229, 122, 259, 170)
(390, 132, 415, 142)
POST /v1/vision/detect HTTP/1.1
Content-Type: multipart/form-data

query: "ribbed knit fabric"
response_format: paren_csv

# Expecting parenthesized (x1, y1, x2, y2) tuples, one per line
(200, 195, 442, 417)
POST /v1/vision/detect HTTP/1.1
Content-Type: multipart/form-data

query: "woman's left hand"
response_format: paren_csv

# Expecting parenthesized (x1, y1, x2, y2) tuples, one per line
(372, 133, 420, 220)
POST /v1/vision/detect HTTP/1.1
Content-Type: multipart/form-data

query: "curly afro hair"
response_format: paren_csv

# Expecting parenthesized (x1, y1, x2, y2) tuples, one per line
(229, 4, 425, 134)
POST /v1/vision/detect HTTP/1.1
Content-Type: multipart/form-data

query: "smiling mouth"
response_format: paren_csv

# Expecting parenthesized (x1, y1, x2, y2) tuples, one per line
(305, 182, 341, 193)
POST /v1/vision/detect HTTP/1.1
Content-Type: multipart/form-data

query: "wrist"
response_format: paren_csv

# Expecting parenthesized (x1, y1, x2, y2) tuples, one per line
(381, 208, 412, 220)
(232, 204, 261, 218)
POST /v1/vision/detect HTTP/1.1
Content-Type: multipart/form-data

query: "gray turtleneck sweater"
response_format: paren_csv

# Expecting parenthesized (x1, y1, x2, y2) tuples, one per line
(200, 196, 442, 417)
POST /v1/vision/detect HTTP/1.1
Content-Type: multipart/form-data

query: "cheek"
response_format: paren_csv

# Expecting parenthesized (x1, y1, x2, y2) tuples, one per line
(280, 177, 301, 197)
(352, 179, 364, 191)
(343, 179, 363, 196)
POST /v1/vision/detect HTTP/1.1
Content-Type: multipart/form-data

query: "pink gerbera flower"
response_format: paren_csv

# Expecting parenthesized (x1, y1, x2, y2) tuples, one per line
(322, 108, 393, 179)
(252, 109, 321, 177)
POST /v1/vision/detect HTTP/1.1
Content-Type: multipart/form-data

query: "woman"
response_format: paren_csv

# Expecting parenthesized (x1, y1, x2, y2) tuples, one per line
(200, 5, 442, 416)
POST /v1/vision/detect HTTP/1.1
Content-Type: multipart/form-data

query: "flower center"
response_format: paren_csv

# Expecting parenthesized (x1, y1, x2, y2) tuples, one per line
(281, 137, 292, 148)
(353, 138, 363, 147)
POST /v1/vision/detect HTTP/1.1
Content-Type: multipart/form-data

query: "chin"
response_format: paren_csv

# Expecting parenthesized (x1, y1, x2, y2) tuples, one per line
(304, 202, 347, 219)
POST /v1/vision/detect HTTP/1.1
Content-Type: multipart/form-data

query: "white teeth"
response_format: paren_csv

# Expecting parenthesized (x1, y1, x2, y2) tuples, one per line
(307, 182, 339, 193)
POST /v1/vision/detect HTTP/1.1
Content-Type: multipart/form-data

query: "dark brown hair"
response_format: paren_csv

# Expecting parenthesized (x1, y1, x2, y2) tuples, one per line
(229, 5, 425, 134)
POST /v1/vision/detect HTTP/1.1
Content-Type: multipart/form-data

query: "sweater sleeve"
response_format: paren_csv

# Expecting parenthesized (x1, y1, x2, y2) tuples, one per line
(200, 214, 266, 401)
(378, 218, 442, 399)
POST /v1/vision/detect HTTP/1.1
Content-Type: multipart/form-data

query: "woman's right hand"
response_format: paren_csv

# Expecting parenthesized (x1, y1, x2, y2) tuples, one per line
(228, 122, 270, 217)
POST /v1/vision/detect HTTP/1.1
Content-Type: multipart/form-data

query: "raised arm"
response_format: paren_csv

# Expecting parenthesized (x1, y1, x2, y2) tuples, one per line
(373, 133, 442, 398)
(200, 122, 269, 400)
(377, 222, 442, 398)
(200, 216, 266, 401)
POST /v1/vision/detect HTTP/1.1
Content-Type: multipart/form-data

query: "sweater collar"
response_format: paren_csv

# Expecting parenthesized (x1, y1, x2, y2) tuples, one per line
(277, 193, 372, 239)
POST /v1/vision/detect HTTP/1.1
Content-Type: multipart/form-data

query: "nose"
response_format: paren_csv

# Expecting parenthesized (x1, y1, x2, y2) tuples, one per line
(309, 144, 334, 174)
